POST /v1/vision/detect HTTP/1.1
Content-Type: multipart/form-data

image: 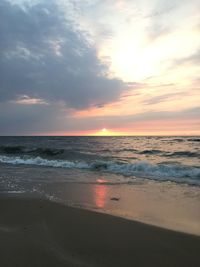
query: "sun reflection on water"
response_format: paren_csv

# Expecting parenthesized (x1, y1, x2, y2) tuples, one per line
(93, 179, 108, 208)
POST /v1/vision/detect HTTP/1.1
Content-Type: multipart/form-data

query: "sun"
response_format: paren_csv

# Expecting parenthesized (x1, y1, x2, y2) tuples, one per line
(89, 127, 126, 136)
(92, 128, 120, 136)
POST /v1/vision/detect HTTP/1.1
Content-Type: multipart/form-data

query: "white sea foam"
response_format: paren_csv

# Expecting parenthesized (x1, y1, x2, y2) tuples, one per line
(0, 155, 89, 169)
(2, 190, 26, 194)
(0, 155, 199, 185)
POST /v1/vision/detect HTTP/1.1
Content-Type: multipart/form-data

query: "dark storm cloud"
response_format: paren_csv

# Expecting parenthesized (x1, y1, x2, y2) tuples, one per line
(0, 102, 68, 135)
(0, 0, 125, 109)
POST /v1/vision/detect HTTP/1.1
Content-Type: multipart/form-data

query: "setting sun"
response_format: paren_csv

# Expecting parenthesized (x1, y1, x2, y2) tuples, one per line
(1, 1, 200, 264)
(94, 128, 112, 136)
(90, 128, 127, 136)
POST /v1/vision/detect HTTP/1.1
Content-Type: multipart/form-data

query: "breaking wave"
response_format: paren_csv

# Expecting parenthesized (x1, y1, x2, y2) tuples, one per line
(1, 145, 199, 159)
(165, 151, 200, 158)
(187, 138, 200, 142)
(0, 146, 65, 156)
(0, 155, 199, 185)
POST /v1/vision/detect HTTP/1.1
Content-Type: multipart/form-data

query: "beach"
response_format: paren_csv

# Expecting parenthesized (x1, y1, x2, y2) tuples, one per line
(0, 196, 200, 267)
(0, 136, 200, 266)
(1, 0, 200, 264)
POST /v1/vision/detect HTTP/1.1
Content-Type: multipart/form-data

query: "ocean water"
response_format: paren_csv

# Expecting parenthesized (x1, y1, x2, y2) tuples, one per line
(1, 136, 200, 234)
(0, 136, 199, 187)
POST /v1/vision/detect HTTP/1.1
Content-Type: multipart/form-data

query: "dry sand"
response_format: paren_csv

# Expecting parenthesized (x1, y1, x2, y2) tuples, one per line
(0, 197, 200, 267)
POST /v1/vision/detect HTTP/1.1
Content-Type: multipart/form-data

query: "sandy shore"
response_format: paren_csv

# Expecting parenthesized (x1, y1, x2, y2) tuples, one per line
(1, 164, 200, 236)
(0, 197, 200, 267)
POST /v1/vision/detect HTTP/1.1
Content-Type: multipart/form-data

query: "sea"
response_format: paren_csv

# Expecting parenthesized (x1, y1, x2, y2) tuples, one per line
(0, 136, 199, 184)
(1, 136, 199, 234)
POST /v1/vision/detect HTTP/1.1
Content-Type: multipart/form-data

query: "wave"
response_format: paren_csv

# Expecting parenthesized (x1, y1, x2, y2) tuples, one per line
(166, 151, 200, 158)
(138, 149, 162, 155)
(0, 155, 199, 185)
(137, 150, 200, 158)
(103, 148, 199, 158)
(1, 145, 199, 161)
(171, 138, 185, 142)
(0, 146, 102, 161)
(0, 146, 65, 156)
(187, 138, 200, 142)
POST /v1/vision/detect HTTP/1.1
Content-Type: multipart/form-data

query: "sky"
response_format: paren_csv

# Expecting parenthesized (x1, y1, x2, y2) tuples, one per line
(0, 0, 200, 136)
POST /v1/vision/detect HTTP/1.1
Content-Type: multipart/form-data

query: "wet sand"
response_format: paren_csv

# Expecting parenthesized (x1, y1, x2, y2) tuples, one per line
(0, 197, 200, 267)
(1, 164, 200, 236)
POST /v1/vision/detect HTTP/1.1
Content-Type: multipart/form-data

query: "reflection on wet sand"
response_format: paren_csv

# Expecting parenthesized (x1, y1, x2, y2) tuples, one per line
(93, 179, 108, 208)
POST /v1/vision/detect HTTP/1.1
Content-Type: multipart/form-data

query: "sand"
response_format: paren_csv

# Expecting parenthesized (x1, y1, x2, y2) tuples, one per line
(0, 197, 200, 267)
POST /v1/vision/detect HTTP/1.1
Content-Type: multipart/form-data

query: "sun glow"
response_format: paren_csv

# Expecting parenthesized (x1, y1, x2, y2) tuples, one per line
(90, 128, 127, 136)
(94, 128, 112, 136)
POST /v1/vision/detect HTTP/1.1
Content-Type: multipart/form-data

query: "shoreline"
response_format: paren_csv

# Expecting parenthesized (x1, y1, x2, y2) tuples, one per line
(0, 162, 200, 236)
(0, 196, 200, 267)
(1, 160, 200, 237)
(32, 178, 200, 236)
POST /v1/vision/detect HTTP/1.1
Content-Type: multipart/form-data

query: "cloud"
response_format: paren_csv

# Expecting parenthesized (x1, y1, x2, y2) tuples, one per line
(174, 50, 200, 66)
(51, 106, 200, 134)
(0, 101, 67, 135)
(10, 95, 48, 105)
(0, 0, 125, 109)
(143, 92, 183, 105)
(0, 0, 199, 135)
(128, 107, 200, 122)
(1, 95, 199, 135)
(69, 107, 200, 131)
